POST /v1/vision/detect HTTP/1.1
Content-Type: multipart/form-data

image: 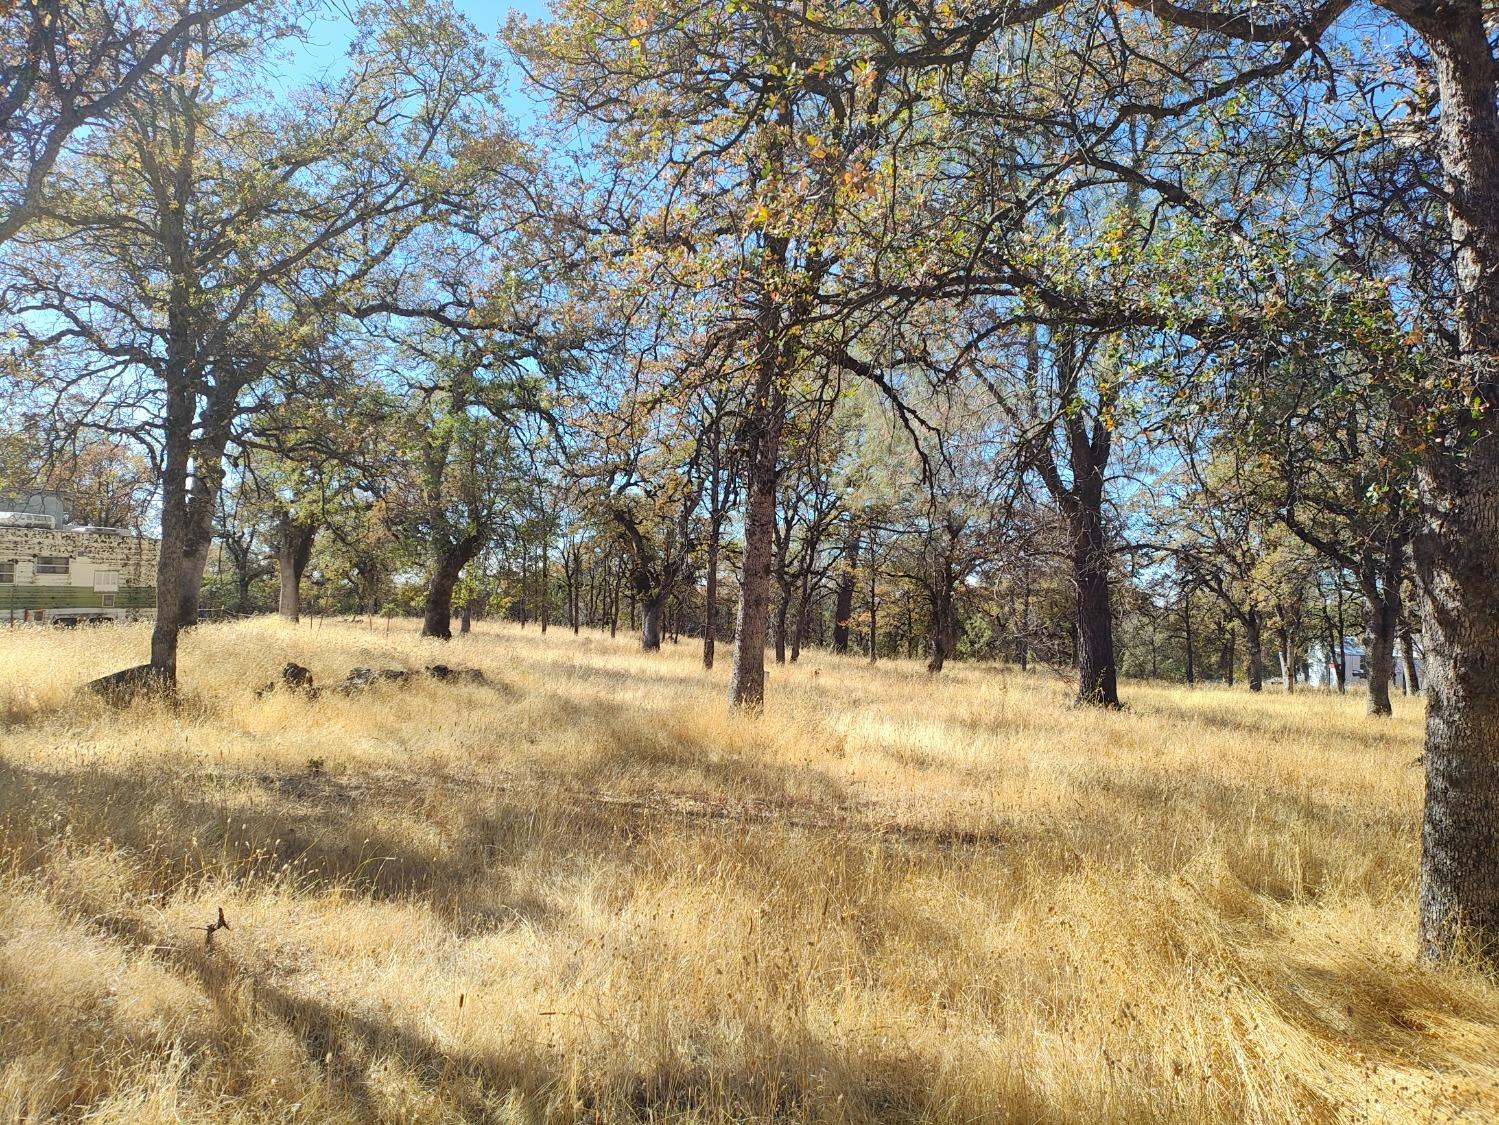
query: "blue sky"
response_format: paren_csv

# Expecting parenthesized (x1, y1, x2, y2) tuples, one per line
(271, 1, 554, 117)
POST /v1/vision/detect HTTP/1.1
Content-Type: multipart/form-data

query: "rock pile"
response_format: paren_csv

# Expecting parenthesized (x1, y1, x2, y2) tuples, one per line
(251, 662, 489, 698)
(84, 659, 491, 706)
(425, 663, 488, 685)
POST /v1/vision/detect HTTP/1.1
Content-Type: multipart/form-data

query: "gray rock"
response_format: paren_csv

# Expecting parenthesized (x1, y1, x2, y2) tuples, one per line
(84, 664, 174, 705)
(426, 663, 487, 685)
(339, 666, 377, 693)
(338, 666, 414, 693)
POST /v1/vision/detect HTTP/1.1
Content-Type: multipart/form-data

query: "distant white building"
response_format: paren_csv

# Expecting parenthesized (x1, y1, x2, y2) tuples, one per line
(1305, 638, 1422, 692)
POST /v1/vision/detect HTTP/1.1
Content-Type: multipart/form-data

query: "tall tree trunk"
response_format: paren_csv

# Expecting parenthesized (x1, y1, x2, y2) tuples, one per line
(572, 553, 581, 634)
(772, 582, 790, 664)
(422, 539, 479, 641)
(1018, 564, 1032, 671)
(460, 601, 473, 634)
(175, 399, 233, 627)
(866, 529, 878, 664)
(1321, 606, 1338, 691)
(703, 529, 719, 669)
(1408, 3, 1499, 965)
(1415, 465, 1499, 963)
(235, 567, 253, 614)
(1361, 542, 1405, 717)
(148, 376, 193, 682)
(1070, 495, 1119, 706)
(789, 574, 811, 663)
(276, 518, 316, 624)
(222, 533, 259, 616)
(1336, 585, 1348, 691)
(1365, 594, 1399, 717)
(727, 380, 786, 709)
(539, 539, 549, 633)
(1400, 619, 1421, 694)
(1029, 329, 1119, 705)
(519, 551, 529, 628)
(926, 575, 957, 674)
(1244, 609, 1264, 692)
(640, 592, 664, 652)
(176, 460, 223, 626)
(1278, 624, 1296, 694)
(1183, 587, 1195, 685)
(179, 538, 213, 626)
(569, 548, 579, 633)
(609, 563, 622, 639)
(832, 530, 859, 654)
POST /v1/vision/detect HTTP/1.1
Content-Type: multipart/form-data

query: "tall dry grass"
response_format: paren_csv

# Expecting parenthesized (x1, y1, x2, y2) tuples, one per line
(0, 617, 1493, 1123)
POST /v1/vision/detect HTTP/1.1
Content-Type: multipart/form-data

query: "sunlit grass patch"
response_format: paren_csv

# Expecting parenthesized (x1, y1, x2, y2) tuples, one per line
(0, 617, 1490, 1123)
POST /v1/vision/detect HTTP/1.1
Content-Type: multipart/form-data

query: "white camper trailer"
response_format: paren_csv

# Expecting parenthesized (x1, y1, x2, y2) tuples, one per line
(0, 492, 158, 625)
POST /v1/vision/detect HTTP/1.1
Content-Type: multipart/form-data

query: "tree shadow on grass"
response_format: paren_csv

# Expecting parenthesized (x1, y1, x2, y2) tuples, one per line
(1252, 954, 1499, 1114)
(0, 756, 585, 936)
(28, 882, 1008, 1124)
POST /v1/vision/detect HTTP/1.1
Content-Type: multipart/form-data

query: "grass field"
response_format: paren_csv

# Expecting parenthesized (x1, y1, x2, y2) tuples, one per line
(1, 618, 1495, 1123)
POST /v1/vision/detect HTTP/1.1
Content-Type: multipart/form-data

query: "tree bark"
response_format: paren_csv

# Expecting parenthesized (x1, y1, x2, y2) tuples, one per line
(1416, 490, 1499, 963)
(519, 550, 529, 628)
(1244, 609, 1264, 692)
(832, 531, 859, 654)
(176, 420, 231, 627)
(568, 547, 580, 634)
(1404, 0, 1499, 966)
(610, 562, 622, 639)
(728, 374, 786, 708)
(539, 538, 549, 634)
(926, 574, 958, 674)
(276, 518, 316, 623)
(1070, 495, 1119, 706)
(1183, 587, 1195, 685)
(422, 539, 479, 641)
(789, 574, 811, 663)
(641, 592, 663, 652)
(234, 566, 253, 614)
(1364, 592, 1399, 717)
(1017, 563, 1032, 671)
(1028, 331, 1119, 706)
(1336, 586, 1348, 691)
(703, 530, 719, 669)
(772, 582, 790, 664)
(148, 377, 193, 682)
(1400, 620, 1421, 694)
(179, 538, 213, 625)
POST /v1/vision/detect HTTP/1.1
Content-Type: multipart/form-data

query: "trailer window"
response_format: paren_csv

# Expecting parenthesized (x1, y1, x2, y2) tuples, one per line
(101, 593, 115, 608)
(35, 556, 69, 576)
(0, 561, 12, 583)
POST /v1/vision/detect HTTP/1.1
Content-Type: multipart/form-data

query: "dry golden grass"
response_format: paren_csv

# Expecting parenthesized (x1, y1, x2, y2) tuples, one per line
(0, 617, 1495, 1123)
